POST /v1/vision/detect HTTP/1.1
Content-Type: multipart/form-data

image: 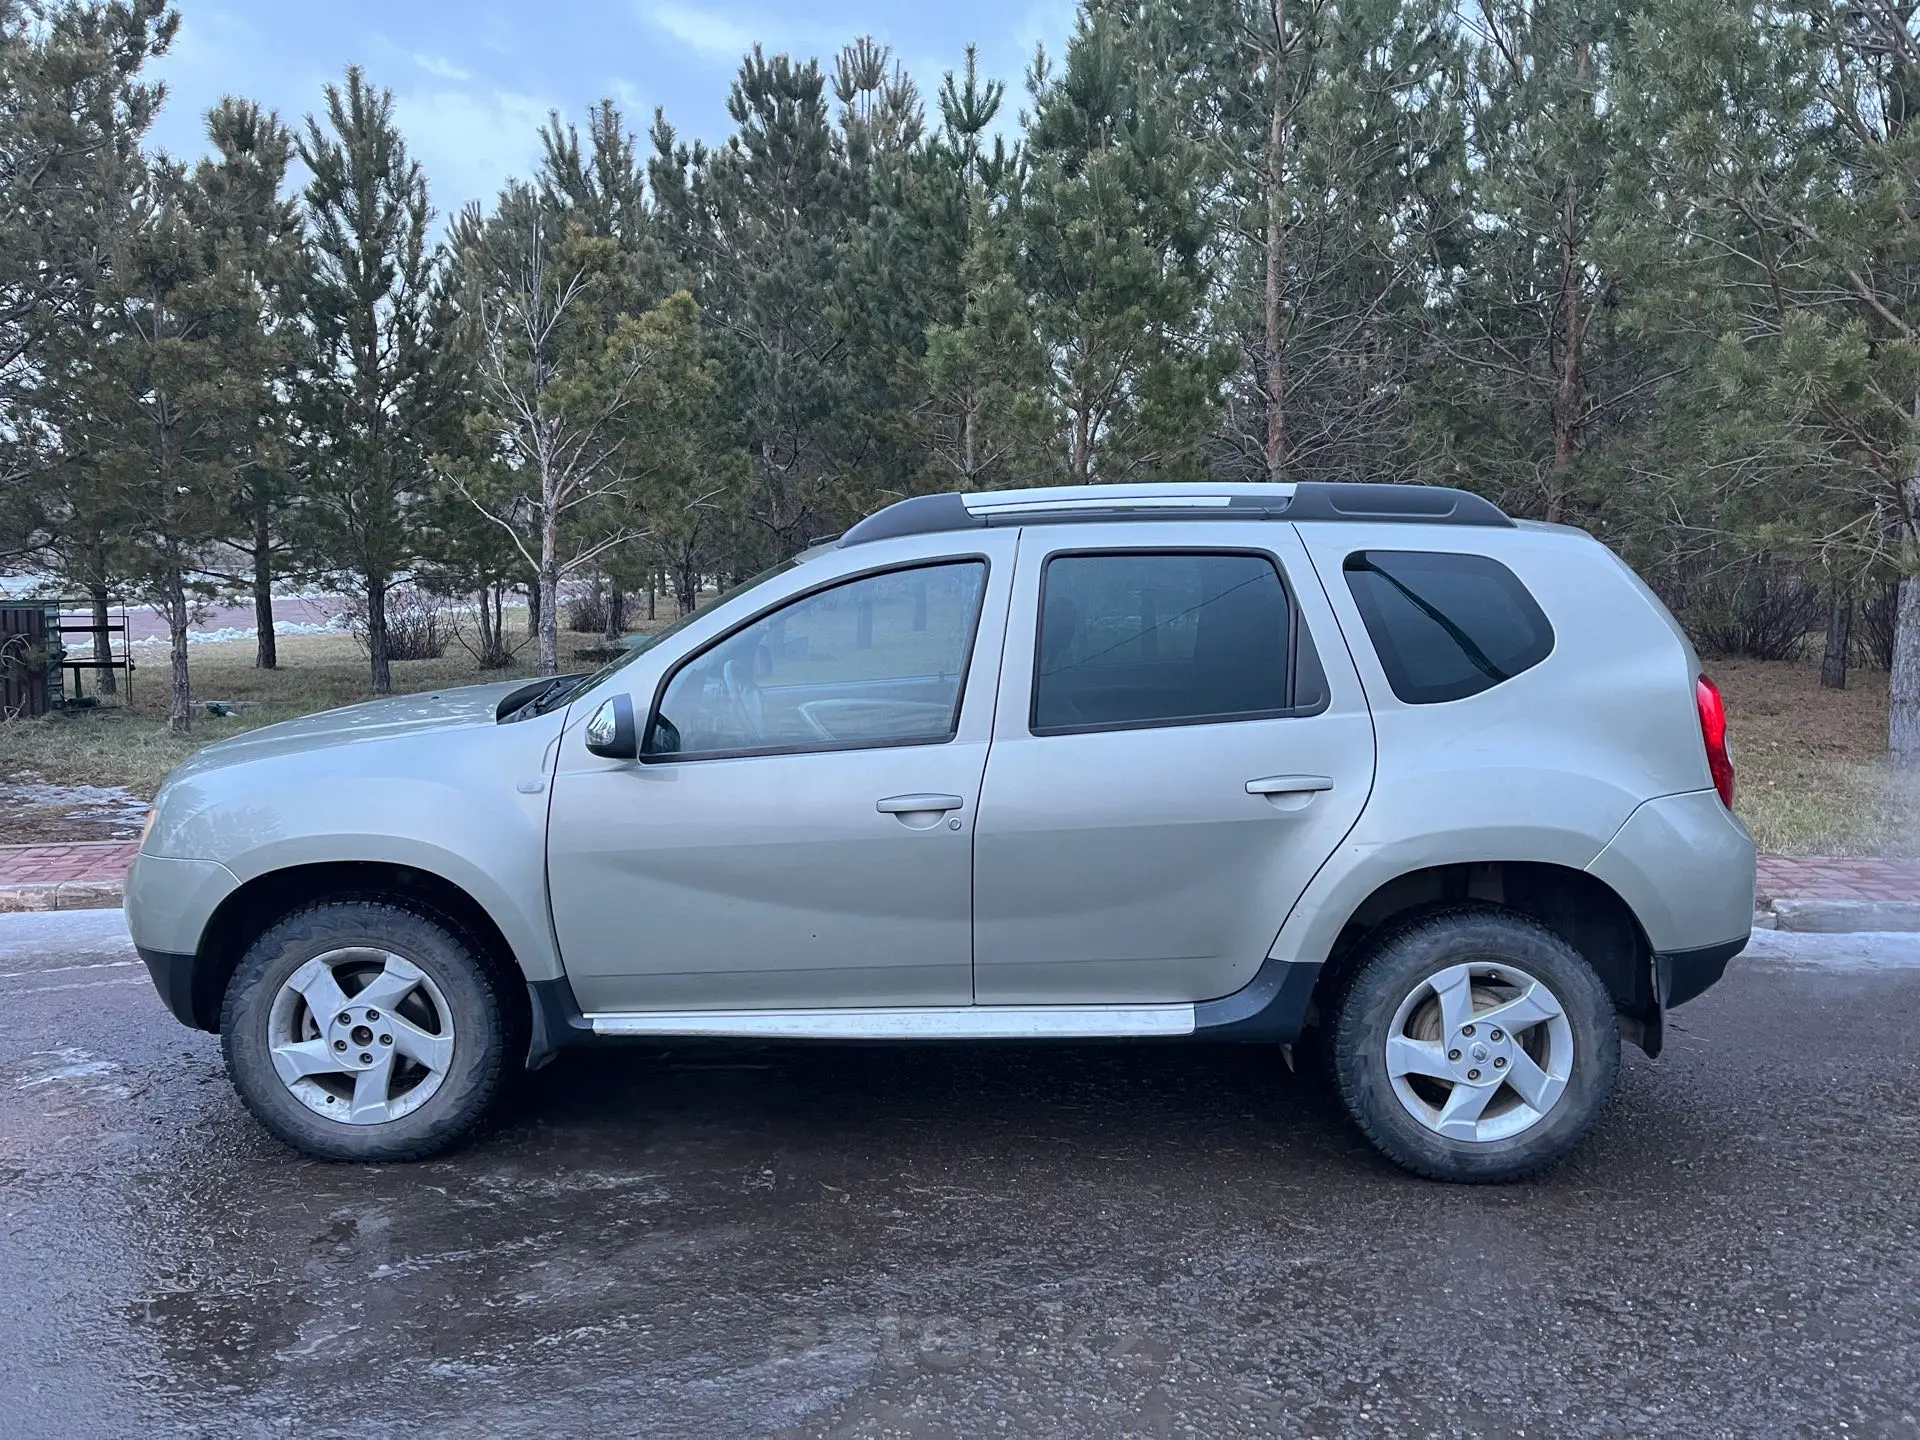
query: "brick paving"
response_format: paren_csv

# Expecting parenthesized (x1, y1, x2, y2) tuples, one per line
(0, 841, 141, 885)
(1755, 854, 1920, 904)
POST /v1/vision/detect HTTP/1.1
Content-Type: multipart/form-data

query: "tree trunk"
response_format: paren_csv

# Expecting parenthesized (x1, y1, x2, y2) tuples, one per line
(963, 386, 979, 484)
(674, 560, 697, 616)
(368, 574, 391, 696)
(476, 586, 494, 659)
(526, 581, 541, 641)
(538, 489, 561, 674)
(88, 579, 117, 697)
(252, 500, 276, 670)
(647, 578, 657, 620)
(538, 567, 560, 676)
(1549, 179, 1583, 526)
(1070, 397, 1092, 484)
(1263, 0, 1291, 486)
(603, 587, 625, 643)
(163, 562, 192, 736)
(1894, 408, 1920, 768)
(1821, 586, 1852, 691)
(1892, 578, 1920, 766)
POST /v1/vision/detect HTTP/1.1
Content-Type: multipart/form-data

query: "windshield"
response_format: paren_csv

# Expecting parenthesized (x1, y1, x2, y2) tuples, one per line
(572, 559, 801, 695)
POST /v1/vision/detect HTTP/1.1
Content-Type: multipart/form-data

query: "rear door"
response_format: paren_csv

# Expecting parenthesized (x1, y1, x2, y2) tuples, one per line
(971, 523, 1376, 1005)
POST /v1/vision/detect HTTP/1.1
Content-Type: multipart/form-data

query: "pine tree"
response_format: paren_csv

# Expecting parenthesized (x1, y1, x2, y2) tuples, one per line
(296, 66, 435, 696)
(1618, 0, 1920, 764)
(1019, 20, 1233, 482)
(1438, 0, 1643, 524)
(700, 49, 863, 557)
(83, 159, 258, 732)
(186, 98, 307, 670)
(0, 0, 177, 684)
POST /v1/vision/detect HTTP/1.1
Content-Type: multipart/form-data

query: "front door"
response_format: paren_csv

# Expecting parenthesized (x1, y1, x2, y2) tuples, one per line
(971, 526, 1376, 1005)
(548, 544, 1015, 1014)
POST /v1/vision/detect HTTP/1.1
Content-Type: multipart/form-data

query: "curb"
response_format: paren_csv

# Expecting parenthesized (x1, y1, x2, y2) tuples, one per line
(1757, 898, 1920, 935)
(0, 880, 125, 914)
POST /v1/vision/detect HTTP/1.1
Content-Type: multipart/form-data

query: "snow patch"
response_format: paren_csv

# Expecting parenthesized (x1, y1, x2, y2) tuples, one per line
(2, 772, 150, 829)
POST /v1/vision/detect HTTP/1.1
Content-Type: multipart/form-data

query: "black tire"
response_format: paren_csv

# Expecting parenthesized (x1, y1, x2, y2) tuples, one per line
(220, 901, 508, 1162)
(1330, 904, 1620, 1183)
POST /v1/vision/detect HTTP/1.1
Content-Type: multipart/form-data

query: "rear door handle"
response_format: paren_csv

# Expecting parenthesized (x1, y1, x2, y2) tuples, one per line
(1246, 775, 1335, 796)
(876, 793, 965, 814)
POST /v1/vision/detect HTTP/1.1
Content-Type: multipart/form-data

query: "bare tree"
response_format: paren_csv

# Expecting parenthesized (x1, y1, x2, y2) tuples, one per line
(449, 191, 651, 675)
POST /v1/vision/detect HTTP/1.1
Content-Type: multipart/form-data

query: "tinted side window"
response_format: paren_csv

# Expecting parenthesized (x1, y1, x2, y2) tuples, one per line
(650, 561, 987, 759)
(1033, 551, 1307, 733)
(1343, 550, 1553, 704)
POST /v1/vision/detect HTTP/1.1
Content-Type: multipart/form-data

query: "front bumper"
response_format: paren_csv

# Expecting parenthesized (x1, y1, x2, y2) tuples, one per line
(138, 945, 206, 1030)
(125, 852, 239, 1033)
(1655, 936, 1746, 1010)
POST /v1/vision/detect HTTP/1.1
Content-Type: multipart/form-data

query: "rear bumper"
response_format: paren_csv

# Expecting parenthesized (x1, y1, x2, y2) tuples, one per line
(1655, 936, 1746, 1010)
(1586, 789, 1756, 954)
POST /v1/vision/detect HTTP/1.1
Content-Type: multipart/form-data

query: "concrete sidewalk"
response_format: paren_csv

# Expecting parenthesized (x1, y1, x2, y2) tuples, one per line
(3, 840, 1916, 930)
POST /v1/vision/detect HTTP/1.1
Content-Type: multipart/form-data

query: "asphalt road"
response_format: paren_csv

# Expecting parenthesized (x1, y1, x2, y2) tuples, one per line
(2, 913, 1916, 1439)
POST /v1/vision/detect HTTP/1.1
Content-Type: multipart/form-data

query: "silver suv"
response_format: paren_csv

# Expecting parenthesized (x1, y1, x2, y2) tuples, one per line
(128, 482, 1755, 1181)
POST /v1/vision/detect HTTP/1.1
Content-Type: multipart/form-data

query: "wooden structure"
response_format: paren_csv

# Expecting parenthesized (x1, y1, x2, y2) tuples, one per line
(1, 602, 57, 718)
(54, 602, 134, 704)
(0, 600, 136, 718)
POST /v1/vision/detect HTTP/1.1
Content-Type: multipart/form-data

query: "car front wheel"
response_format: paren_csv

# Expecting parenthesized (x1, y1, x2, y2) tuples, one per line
(1330, 905, 1621, 1183)
(220, 901, 508, 1162)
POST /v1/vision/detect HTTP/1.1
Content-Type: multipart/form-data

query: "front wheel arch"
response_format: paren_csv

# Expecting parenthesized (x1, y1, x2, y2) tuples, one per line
(188, 862, 530, 1062)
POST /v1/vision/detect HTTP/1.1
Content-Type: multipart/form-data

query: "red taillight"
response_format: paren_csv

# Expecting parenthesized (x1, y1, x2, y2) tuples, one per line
(1696, 674, 1735, 808)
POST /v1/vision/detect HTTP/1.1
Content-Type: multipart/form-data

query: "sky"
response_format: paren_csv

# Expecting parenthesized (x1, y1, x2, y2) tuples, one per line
(146, 0, 1078, 224)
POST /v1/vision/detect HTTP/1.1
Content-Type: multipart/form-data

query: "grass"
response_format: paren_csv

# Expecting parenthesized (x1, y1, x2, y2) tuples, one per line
(1712, 657, 1914, 858)
(2, 619, 1913, 855)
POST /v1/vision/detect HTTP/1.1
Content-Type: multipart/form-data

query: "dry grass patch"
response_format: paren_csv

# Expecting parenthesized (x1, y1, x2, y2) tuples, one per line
(1711, 657, 1915, 857)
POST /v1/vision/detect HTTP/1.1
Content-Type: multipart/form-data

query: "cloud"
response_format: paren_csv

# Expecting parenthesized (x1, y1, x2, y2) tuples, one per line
(391, 85, 556, 218)
(412, 53, 473, 83)
(643, 2, 757, 61)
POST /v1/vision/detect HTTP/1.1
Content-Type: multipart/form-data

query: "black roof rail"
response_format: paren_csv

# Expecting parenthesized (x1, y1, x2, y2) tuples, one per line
(836, 482, 1511, 548)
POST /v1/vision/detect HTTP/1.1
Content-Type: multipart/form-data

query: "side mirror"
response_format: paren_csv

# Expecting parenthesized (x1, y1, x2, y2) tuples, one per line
(584, 694, 638, 760)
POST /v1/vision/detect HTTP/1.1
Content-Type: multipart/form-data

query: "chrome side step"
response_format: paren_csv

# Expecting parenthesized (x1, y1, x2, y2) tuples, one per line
(585, 1003, 1197, 1041)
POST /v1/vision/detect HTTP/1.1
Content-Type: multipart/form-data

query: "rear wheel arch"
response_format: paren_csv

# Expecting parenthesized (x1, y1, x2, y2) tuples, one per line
(188, 862, 531, 1059)
(1310, 861, 1659, 1053)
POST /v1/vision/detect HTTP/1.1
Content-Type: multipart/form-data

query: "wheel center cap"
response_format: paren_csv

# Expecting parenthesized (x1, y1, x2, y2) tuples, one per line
(1470, 1042, 1489, 1062)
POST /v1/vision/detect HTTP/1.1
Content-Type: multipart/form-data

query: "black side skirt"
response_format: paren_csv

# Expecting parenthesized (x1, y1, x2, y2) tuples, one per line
(1192, 957, 1320, 1042)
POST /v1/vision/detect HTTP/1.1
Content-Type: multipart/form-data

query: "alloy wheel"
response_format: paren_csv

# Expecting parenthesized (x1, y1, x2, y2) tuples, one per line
(1383, 962, 1575, 1144)
(264, 949, 456, 1125)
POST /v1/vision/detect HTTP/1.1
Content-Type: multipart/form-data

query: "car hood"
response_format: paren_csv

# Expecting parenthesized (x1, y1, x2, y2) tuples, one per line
(169, 679, 536, 781)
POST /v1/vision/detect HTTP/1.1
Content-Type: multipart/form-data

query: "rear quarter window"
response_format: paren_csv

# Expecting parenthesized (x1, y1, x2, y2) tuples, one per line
(1343, 550, 1553, 704)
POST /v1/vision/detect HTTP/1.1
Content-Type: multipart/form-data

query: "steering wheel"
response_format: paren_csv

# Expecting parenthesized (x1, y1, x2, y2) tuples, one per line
(721, 657, 764, 742)
(797, 702, 839, 743)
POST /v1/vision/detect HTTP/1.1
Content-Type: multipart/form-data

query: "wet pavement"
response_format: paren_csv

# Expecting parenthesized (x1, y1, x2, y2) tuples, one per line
(2, 913, 1917, 1439)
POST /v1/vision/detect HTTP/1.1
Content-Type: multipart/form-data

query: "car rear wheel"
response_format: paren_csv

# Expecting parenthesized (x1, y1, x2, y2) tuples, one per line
(1330, 905, 1620, 1182)
(220, 901, 508, 1162)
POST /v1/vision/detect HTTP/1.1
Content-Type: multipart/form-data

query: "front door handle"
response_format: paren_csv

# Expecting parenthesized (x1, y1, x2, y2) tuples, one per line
(1246, 775, 1335, 796)
(876, 793, 965, 814)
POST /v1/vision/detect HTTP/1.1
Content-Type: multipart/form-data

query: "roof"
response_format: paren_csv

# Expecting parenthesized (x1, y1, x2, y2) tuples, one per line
(837, 482, 1512, 547)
